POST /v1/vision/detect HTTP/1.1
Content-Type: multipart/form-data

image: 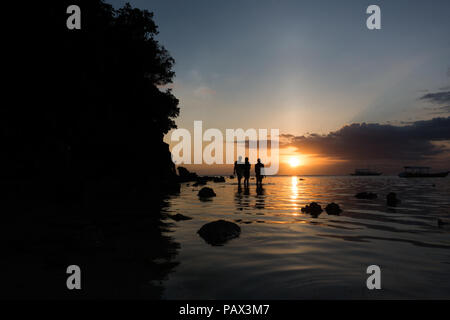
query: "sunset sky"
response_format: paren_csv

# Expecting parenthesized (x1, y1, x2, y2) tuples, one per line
(110, 0, 450, 174)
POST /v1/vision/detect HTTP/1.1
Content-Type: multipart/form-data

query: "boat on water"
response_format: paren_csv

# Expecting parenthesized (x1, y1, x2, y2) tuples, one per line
(398, 166, 449, 178)
(351, 168, 382, 176)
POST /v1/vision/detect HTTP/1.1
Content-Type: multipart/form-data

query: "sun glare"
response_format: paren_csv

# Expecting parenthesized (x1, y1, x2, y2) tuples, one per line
(288, 156, 301, 167)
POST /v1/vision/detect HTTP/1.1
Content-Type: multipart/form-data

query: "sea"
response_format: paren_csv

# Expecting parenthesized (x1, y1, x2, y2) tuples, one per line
(160, 176, 450, 299)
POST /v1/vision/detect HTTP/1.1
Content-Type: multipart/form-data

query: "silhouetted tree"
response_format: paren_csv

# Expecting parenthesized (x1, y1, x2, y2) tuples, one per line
(2, 0, 180, 212)
(2, 0, 181, 299)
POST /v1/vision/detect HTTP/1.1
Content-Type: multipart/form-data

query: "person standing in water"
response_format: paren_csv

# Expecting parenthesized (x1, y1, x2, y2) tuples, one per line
(233, 156, 244, 188)
(255, 158, 264, 187)
(244, 157, 251, 188)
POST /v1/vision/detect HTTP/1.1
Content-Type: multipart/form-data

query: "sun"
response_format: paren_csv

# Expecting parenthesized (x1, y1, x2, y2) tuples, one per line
(288, 156, 301, 167)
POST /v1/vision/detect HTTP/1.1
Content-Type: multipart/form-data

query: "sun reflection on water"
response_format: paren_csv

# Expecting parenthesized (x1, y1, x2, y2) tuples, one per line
(290, 176, 299, 213)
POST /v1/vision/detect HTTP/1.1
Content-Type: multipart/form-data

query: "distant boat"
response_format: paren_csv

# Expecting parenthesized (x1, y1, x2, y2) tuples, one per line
(351, 168, 382, 176)
(399, 166, 449, 178)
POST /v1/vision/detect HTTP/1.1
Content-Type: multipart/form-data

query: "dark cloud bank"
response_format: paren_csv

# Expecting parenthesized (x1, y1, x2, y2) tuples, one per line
(420, 90, 450, 115)
(420, 91, 450, 104)
(281, 117, 450, 162)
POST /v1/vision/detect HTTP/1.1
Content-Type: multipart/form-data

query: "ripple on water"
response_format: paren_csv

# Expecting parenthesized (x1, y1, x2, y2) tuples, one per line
(162, 176, 450, 299)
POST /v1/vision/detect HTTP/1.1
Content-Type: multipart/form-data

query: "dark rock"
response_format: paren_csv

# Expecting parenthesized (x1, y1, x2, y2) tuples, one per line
(177, 166, 198, 182)
(325, 202, 342, 215)
(169, 213, 192, 221)
(355, 192, 377, 199)
(386, 192, 400, 207)
(301, 202, 323, 217)
(197, 220, 241, 245)
(177, 166, 190, 177)
(160, 176, 181, 194)
(230, 175, 235, 179)
(193, 176, 212, 186)
(213, 176, 226, 183)
(198, 187, 216, 198)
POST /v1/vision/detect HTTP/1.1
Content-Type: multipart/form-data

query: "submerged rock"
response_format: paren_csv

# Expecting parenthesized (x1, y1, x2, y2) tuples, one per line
(169, 213, 192, 221)
(301, 202, 323, 217)
(193, 180, 207, 187)
(325, 202, 342, 215)
(386, 192, 401, 207)
(355, 192, 377, 199)
(213, 176, 225, 183)
(198, 187, 216, 198)
(177, 166, 198, 182)
(197, 220, 241, 245)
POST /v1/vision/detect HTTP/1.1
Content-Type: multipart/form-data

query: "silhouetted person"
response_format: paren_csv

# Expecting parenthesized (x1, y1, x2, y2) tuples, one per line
(234, 156, 244, 187)
(255, 158, 264, 187)
(244, 157, 251, 188)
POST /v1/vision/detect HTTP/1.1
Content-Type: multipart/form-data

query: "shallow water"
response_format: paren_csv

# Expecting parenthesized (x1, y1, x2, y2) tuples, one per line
(161, 176, 450, 299)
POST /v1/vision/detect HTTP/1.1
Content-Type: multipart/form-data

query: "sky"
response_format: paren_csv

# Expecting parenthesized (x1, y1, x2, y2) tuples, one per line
(109, 0, 450, 174)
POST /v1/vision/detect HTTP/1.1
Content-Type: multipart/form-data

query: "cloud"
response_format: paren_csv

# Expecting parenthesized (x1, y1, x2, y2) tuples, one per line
(420, 91, 450, 104)
(281, 117, 450, 161)
(420, 89, 450, 115)
(424, 105, 450, 115)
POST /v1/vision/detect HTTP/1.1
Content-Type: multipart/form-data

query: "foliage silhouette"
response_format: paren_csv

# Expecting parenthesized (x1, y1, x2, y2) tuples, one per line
(3, 0, 180, 212)
(2, 0, 181, 298)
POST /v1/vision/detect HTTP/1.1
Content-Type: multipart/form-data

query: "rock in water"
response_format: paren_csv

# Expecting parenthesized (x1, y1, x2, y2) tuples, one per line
(177, 166, 199, 182)
(386, 192, 400, 206)
(213, 176, 225, 182)
(325, 202, 342, 215)
(198, 187, 216, 198)
(169, 213, 192, 221)
(355, 192, 377, 199)
(197, 220, 241, 245)
(301, 202, 323, 217)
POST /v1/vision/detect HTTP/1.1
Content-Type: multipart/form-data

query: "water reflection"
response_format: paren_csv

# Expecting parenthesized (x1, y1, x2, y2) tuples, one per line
(235, 184, 266, 210)
(8, 199, 181, 299)
(163, 176, 450, 299)
(255, 186, 265, 209)
(290, 176, 299, 212)
(235, 185, 251, 210)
